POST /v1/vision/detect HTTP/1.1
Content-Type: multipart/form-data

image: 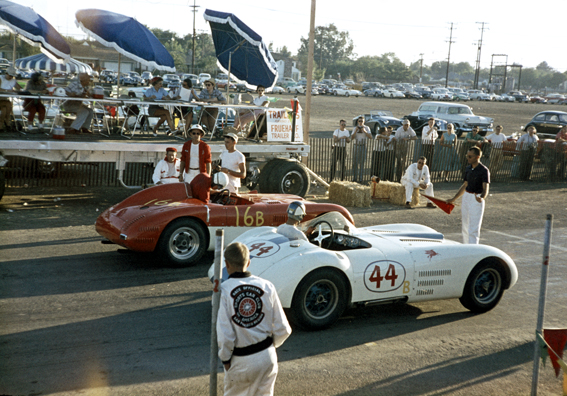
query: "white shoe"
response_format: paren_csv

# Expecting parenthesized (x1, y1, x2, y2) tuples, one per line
(37, 123, 44, 129)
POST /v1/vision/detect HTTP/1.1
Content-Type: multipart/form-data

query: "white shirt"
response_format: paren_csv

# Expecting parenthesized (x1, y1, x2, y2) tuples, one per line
(516, 133, 539, 151)
(422, 125, 438, 144)
(253, 95, 269, 107)
(0, 75, 17, 91)
(395, 126, 417, 140)
(189, 143, 199, 169)
(333, 128, 350, 147)
(276, 223, 309, 241)
(351, 125, 371, 144)
(217, 273, 292, 363)
(221, 149, 246, 193)
(152, 158, 181, 184)
(401, 163, 431, 188)
(486, 133, 507, 147)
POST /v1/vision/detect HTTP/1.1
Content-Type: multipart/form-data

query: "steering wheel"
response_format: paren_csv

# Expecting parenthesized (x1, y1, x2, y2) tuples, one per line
(310, 220, 334, 249)
(213, 189, 231, 205)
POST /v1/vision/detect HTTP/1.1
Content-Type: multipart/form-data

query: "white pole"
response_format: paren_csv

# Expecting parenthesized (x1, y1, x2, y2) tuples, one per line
(530, 214, 553, 396)
(210, 229, 224, 396)
(303, 0, 316, 148)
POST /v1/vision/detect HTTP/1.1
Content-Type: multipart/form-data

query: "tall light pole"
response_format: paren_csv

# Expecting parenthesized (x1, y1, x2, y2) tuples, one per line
(445, 23, 455, 88)
(473, 22, 487, 89)
(190, 0, 200, 74)
(419, 53, 424, 83)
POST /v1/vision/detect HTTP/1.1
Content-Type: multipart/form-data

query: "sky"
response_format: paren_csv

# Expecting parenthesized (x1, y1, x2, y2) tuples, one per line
(7, 0, 567, 72)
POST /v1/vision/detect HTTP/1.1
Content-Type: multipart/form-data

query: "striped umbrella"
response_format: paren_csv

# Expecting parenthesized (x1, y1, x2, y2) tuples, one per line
(15, 53, 93, 74)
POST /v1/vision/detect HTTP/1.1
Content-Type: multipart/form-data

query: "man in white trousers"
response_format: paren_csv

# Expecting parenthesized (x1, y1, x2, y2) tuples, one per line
(217, 242, 292, 396)
(400, 156, 435, 209)
(447, 146, 491, 244)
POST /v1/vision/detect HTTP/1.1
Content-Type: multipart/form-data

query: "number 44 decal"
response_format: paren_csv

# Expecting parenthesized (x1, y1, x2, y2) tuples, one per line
(363, 261, 407, 293)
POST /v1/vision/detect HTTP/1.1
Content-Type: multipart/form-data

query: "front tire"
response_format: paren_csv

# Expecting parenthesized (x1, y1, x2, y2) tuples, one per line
(289, 269, 349, 330)
(157, 218, 207, 267)
(459, 261, 504, 313)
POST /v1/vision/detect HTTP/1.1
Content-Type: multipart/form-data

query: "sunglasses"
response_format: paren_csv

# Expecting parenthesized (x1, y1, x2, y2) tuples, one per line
(466, 155, 476, 158)
(205, 84, 212, 87)
(191, 132, 201, 136)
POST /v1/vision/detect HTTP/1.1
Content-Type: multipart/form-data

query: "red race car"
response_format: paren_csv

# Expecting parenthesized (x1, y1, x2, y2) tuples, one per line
(96, 183, 353, 267)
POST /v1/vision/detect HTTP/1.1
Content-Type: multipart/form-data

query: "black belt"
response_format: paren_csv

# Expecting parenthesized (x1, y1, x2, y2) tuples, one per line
(189, 167, 200, 170)
(233, 336, 273, 357)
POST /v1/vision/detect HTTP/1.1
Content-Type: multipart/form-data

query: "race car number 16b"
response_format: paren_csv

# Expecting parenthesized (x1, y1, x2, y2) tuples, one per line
(363, 261, 406, 293)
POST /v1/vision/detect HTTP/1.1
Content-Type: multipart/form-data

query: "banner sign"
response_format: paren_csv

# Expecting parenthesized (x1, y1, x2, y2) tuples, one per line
(266, 109, 303, 142)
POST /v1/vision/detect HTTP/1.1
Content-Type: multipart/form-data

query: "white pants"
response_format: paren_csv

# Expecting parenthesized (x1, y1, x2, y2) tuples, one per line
(224, 346, 278, 396)
(183, 169, 200, 183)
(401, 180, 434, 203)
(462, 191, 485, 244)
(65, 102, 94, 130)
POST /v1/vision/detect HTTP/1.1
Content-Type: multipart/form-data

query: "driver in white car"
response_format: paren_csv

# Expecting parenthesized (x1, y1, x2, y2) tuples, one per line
(276, 201, 309, 241)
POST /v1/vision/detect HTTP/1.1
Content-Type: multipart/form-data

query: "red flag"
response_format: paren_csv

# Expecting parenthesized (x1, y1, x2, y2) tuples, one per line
(420, 194, 455, 215)
(543, 328, 567, 377)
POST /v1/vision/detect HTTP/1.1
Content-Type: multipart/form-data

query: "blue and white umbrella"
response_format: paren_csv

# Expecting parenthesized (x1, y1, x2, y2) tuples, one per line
(15, 53, 92, 74)
(0, 0, 70, 62)
(75, 9, 175, 72)
(203, 9, 278, 90)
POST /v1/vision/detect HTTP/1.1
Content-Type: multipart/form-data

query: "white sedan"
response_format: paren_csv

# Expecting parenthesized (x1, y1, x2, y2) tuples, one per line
(383, 89, 406, 98)
(332, 86, 361, 97)
(210, 212, 518, 330)
(266, 86, 284, 94)
(287, 84, 305, 94)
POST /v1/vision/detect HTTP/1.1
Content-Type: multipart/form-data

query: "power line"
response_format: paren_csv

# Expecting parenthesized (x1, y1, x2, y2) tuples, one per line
(445, 23, 455, 88)
(473, 22, 488, 89)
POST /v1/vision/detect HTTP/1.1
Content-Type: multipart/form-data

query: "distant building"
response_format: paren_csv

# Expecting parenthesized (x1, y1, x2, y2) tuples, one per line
(272, 52, 301, 82)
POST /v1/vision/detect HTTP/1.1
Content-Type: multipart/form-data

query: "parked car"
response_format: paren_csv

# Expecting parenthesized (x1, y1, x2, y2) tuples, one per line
(162, 73, 181, 87)
(508, 91, 530, 103)
(430, 88, 452, 101)
(364, 88, 384, 97)
(402, 115, 448, 136)
(198, 73, 212, 84)
(140, 71, 153, 85)
(415, 87, 432, 99)
(344, 79, 355, 85)
(352, 110, 404, 136)
(208, 211, 518, 330)
(447, 88, 470, 101)
(317, 84, 333, 95)
(499, 94, 516, 102)
(332, 85, 361, 97)
(524, 111, 567, 134)
(266, 85, 284, 94)
(467, 90, 490, 101)
(287, 84, 305, 94)
(383, 89, 405, 98)
(405, 101, 494, 137)
(278, 77, 298, 88)
(100, 70, 116, 83)
(545, 93, 565, 104)
(119, 72, 138, 86)
(529, 96, 547, 104)
(235, 83, 253, 93)
(404, 91, 423, 99)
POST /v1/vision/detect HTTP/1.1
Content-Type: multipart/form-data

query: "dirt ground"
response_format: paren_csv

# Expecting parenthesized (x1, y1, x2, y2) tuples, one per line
(285, 94, 566, 137)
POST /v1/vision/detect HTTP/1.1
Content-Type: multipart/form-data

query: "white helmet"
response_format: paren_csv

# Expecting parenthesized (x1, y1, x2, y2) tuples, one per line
(287, 201, 306, 222)
(212, 172, 229, 189)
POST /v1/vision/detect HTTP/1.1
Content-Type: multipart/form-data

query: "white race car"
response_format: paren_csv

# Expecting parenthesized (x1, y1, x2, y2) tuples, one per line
(332, 85, 361, 97)
(209, 212, 518, 330)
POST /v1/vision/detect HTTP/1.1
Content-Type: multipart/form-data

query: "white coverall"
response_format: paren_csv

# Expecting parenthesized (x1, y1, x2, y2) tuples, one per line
(217, 273, 292, 396)
(400, 162, 434, 203)
(152, 158, 180, 184)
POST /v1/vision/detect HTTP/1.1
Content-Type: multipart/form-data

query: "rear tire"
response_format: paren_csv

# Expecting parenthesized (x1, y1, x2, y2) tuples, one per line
(289, 269, 349, 330)
(459, 261, 504, 313)
(157, 218, 207, 267)
(258, 160, 279, 193)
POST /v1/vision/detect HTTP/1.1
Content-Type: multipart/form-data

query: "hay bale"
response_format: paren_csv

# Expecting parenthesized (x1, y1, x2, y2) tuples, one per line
(329, 181, 372, 207)
(371, 180, 420, 206)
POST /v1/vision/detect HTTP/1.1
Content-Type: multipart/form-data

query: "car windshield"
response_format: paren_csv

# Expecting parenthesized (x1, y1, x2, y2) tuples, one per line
(370, 110, 394, 117)
(299, 212, 356, 235)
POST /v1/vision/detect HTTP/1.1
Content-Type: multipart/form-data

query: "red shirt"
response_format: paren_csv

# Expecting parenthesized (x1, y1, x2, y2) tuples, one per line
(190, 173, 211, 203)
(180, 140, 211, 173)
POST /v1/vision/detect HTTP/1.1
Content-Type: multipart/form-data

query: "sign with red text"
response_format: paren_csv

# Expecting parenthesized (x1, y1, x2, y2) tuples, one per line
(266, 109, 303, 142)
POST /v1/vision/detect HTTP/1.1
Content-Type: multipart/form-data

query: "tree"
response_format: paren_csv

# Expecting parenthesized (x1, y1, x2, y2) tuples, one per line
(536, 61, 554, 72)
(297, 24, 354, 74)
(279, 46, 291, 58)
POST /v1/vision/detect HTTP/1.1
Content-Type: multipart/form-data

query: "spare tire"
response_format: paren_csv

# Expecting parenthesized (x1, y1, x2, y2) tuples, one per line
(273, 160, 311, 197)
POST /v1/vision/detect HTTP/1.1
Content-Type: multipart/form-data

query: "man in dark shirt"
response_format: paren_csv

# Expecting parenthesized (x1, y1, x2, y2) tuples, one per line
(447, 146, 490, 244)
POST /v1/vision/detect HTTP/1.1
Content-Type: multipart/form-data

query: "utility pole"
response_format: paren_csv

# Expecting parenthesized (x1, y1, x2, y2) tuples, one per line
(419, 53, 424, 83)
(190, 0, 200, 74)
(445, 23, 455, 88)
(473, 22, 487, 89)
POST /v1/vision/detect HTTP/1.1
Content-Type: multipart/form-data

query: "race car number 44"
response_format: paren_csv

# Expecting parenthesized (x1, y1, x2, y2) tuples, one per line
(363, 261, 406, 293)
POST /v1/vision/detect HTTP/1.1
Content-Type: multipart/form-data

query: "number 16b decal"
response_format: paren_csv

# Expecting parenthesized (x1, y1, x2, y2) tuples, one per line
(363, 261, 406, 293)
